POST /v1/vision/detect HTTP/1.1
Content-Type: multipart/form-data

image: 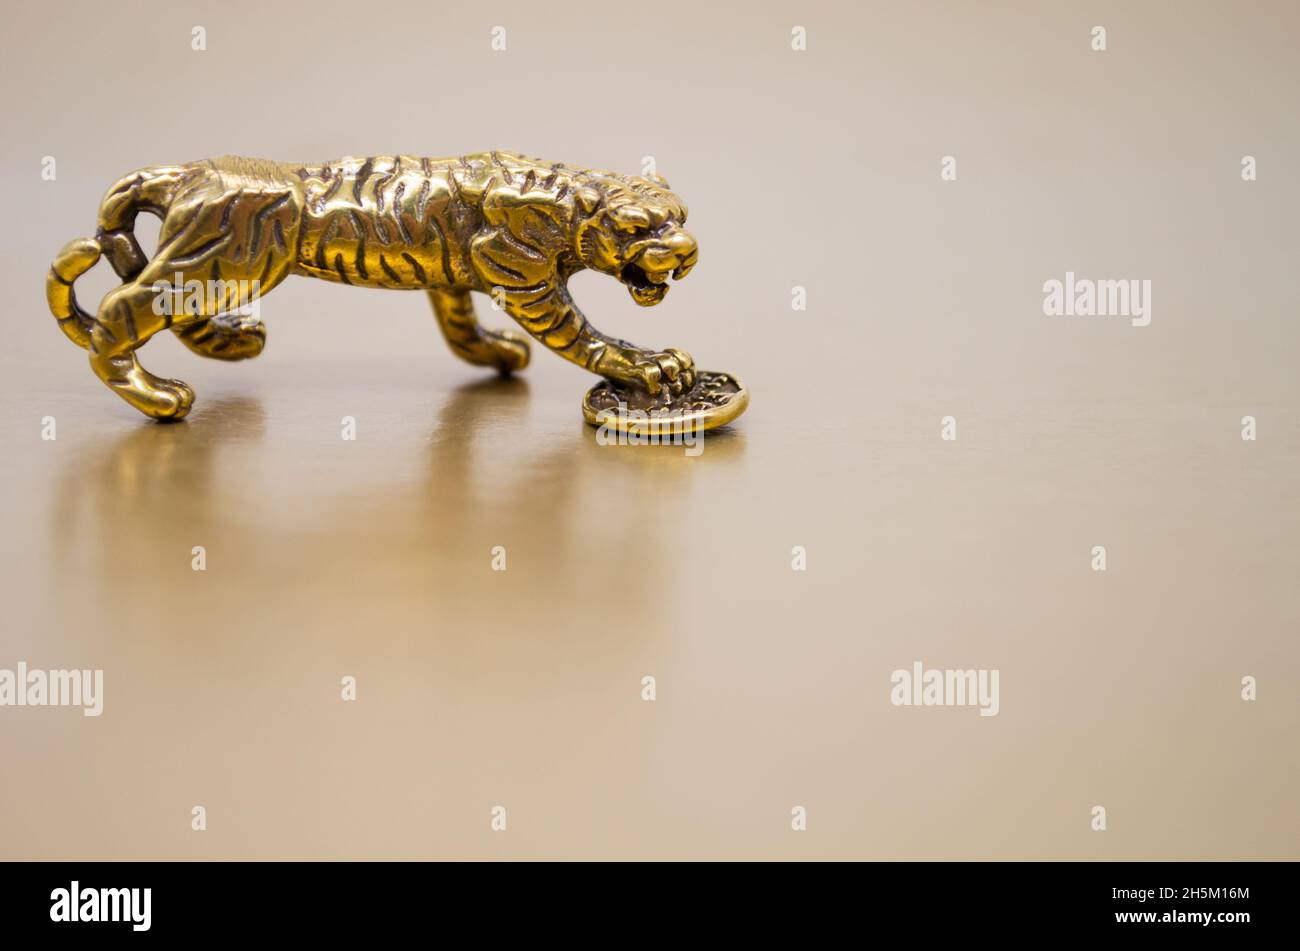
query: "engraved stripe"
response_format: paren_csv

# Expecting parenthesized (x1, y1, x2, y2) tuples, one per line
(248, 193, 290, 260)
(542, 309, 584, 345)
(414, 177, 431, 223)
(218, 195, 237, 231)
(156, 200, 206, 253)
(392, 182, 412, 243)
(373, 164, 398, 211)
(401, 253, 426, 284)
(169, 234, 231, 268)
(496, 230, 546, 262)
(352, 158, 373, 204)
(354, 233, 368, 281)
(348, 210, 367, 240)
(510, 284, 554, 307)
(315, 217, 340, 271)
(424, 214, 453, 285)
(257, 252, 276, 289)
(378, 254, 402, 285)
(478, 254, 527, 282)
(318, 170, 345, 211)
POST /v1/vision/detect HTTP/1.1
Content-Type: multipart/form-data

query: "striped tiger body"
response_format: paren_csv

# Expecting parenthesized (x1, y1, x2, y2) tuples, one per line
(293, 155, 477, 289)
(46, 151, 700, 420)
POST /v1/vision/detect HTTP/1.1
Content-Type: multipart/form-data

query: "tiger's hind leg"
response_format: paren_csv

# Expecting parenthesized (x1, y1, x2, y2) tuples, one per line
(428, 288, 530, 374)
(90, 271, 273, 418)
(89, 186, 298, 419)
(88, 279, 198, 420)
(165, 178, 299, 362)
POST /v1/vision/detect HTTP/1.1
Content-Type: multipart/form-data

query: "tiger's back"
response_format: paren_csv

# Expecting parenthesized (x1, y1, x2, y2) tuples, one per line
(284, 152, 581, 291)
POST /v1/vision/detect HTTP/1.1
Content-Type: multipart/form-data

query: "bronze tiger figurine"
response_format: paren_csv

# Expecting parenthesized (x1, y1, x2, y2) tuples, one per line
(46, 152, 704, 421)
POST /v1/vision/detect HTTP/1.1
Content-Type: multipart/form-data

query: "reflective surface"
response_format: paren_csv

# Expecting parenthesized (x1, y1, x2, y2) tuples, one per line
(3, 352, 1296, 859)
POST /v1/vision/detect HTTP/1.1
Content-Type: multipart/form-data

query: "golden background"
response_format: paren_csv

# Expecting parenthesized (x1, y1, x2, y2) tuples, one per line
(1, 0, 1296, 859)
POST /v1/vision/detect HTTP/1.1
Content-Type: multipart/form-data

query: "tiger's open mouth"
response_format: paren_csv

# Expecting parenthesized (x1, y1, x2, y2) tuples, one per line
(621, 261, 671, 306)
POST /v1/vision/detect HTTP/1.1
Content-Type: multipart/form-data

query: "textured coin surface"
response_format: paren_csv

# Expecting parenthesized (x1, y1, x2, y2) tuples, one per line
(582, 370, 749, 434)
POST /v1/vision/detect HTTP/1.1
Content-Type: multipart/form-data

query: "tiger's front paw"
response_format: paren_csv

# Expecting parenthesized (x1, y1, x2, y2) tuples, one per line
(624, 348, 696, 397)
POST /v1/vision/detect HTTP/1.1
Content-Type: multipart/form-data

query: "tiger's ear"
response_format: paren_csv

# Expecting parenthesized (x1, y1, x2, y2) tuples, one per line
(574, 187, 602, 215)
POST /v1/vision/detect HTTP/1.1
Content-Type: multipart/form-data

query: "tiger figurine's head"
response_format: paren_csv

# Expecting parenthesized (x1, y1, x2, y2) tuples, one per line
(570, 174, 698, 307)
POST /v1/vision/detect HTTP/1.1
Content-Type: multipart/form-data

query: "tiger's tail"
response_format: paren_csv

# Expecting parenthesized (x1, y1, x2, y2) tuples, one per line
(46, 236, 102, 349)
(46, 165, 192, 349)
